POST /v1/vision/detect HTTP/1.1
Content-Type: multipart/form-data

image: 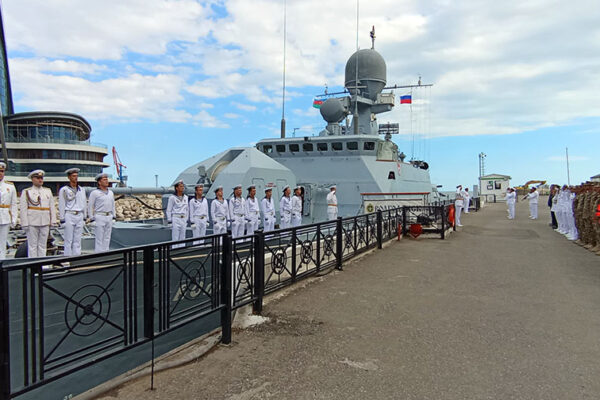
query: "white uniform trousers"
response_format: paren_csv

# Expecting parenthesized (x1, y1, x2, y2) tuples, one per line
(213, 217, 227, 235)
(454, 201, 463, 226)
(529, 203, 538, 219)
(327, 206, 338, 220)
(94, 214, 113, 253)
(280, 212, 291, 229)
(191, 217, 208, 244)
(63, 212, 84, 256)
(507, 203, 515, 219)
(231, 215, 246, 238)
(27, 225, 50, 258)
(291, 213, 302, 227)
(245, 216, 260, 236)
(0, 224, 10, 259)
(171, 215, 187, 248)
(464, 198, 470, 213)
(263, 214, 275, 232)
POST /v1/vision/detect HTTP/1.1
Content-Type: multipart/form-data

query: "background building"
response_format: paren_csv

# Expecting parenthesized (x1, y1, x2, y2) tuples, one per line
(479, 173, 511, 200)
(0, 9, 110, 193)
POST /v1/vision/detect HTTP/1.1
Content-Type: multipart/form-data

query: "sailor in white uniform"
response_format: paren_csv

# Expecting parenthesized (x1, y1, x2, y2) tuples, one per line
(166, 180, 188, 248)
(523, 186, 539, 219)
(261, 188, 276, 232)
(279, 185, 292, 229)
(20, 169, 58, 257)
(0, 162, 18, 259)
(454, 185, 464, 227)
(210, 186, 229, 235)
(88, 173, 116, 253)
(245, 185, 260, 236)
(291, 186, 303, 227)
(326, 185, 338, 220)
(58, 168, 87, 256)
(229, 184, 246, 238)
(463, 188, 471, 213)
(189, 184, 209, 244)
(505, 187, 516, 219)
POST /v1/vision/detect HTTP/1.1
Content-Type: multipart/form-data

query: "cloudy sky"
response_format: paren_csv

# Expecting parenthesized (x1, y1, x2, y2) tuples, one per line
(2, 0, 599, 188)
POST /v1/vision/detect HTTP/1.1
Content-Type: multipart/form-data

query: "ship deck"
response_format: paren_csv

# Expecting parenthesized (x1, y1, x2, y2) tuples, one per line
(90, 200, 600, 400)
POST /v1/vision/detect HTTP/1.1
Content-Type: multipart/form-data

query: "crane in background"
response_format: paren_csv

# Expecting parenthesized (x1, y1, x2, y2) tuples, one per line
(112, 146, 127, 187)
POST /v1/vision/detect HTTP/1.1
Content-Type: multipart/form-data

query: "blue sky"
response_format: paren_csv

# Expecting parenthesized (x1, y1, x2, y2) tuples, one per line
(2, 0, 599, 189)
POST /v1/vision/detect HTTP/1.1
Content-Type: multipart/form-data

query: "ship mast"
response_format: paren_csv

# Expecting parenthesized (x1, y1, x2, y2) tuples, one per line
(280, 0, 287, 138)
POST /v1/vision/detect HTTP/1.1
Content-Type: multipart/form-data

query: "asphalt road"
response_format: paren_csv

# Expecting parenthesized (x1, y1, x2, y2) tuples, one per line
(96, 201, 600, 400)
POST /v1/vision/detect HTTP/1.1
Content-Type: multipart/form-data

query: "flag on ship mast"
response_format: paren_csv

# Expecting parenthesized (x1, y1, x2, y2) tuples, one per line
(400, 95, 412, 104)
(312, 98, 324, 108)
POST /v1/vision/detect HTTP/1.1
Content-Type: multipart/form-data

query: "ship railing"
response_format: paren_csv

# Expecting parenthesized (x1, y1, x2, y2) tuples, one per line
(0, 204, 453, 400)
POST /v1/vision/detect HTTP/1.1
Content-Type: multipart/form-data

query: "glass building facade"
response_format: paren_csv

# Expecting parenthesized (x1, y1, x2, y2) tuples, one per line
(0, 9, 13, 116)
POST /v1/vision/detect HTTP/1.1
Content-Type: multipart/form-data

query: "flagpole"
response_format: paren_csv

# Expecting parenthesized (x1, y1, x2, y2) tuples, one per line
(566, 147, 571, 185)
(280, 0, 287, 138)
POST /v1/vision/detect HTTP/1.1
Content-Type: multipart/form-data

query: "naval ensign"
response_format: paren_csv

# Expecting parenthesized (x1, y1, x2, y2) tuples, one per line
(0, 162, 17, 259)
(58, 168, 87, 256)
(20, 170, 58, 257)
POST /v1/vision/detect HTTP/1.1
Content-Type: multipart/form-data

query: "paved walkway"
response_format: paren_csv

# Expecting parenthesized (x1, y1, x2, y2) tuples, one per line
(97, 201, 600, 400)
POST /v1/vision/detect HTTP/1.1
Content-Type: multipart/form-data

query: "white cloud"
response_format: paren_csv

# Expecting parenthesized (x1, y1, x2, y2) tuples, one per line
(192, 110, 229, 128)
(224, 113, 240, 119)
(3, 0, 600, 138)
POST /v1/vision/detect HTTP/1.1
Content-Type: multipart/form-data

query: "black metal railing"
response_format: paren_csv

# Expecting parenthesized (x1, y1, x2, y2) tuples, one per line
(0, 205, 453, 400)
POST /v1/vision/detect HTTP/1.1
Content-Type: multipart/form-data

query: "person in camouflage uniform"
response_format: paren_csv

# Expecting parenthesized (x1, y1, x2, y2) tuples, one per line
(572, 182, 600, 255)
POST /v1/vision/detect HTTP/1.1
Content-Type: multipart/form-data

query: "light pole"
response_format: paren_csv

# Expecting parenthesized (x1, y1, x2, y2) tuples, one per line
(478, 152, 486, 179)
(155, 175, 158, 188)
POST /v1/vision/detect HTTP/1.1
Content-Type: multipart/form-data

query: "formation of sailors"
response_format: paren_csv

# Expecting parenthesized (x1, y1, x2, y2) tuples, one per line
(165, 183, 339, 242)
(0, 163, 340, 258)
(454, 185, 471, 227)
(550, 183, 600, 254)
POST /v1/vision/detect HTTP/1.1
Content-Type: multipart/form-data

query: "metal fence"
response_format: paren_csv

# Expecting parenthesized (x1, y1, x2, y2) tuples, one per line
(0, 205, 454, 399)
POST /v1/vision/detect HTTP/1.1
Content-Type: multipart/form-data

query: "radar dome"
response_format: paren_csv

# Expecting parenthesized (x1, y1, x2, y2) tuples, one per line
(344, 49, 386, 101)
(320, 98, 346, 123)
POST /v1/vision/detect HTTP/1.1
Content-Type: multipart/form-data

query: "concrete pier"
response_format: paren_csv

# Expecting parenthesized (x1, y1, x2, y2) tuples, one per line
(96, 202, 600, 400)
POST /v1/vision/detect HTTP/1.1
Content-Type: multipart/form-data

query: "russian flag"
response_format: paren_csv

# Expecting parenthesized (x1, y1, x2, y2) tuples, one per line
(312, 99, 324, 109)
(400, 95, 412, 104)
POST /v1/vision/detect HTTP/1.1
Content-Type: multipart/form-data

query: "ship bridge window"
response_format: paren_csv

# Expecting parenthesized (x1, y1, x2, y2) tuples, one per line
(276, 145, 286, 153)
(302, 143, 313, 152)
(364, 142, 375, 151)
(289, 144, 299, 152)
(347, 142, 358, 150)
(332, 142, 343, 151)
(317, 143, 328, 151)
(262, 145, 273, 154)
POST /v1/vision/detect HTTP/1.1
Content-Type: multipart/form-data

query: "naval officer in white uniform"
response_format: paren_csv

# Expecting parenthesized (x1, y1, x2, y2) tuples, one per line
(279, 186, 292, 229)
(88, 173, 116, 252)
(261, 187, 275, 232)
(291, 186, 303, 227)
(454, 185, 464, 227)
(58, 168, 87, 256)
(463, 188, 471, 213)
(0, 162, 18, 259)
(189, 184, 209, 244)
(20, 169, 58, 257)
(210, 186, 228, 235)
(326, 185, 338, 220)
(245, 185, 260, 236)
(505, 187, 516, 219)
(523, 187, 539, 219)
(166, 180, 188, 248)
(229, 184, 246, 238)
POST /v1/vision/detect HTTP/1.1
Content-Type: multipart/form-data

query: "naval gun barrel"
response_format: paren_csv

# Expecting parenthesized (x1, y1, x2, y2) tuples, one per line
(84, 186, 175, 195)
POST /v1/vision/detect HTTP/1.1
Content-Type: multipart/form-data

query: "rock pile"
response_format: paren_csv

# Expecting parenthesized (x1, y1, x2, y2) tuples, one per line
(115, 194, 164, 221)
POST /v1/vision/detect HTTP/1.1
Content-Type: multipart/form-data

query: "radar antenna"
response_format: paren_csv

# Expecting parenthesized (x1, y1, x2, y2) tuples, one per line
(370, 26, 376, 49)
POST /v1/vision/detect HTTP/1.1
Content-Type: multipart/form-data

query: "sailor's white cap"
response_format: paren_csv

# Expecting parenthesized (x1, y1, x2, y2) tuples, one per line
(233, 184, 242, 190)
(65, 167, 80, 175)
(28, 169, 45, 179)
(213, 185, 223, 193)
(282, 185, 290, 193)
(194, 183, 204, 188)
(174, 179, 184, 186)
(95, 173, 108, 181)
(264, 187, 273, 193)
(247, 185, 256, 191)
(294, 186, 302, 191)
(0, 161, 6, 170)
(330, 185, 336, 190)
